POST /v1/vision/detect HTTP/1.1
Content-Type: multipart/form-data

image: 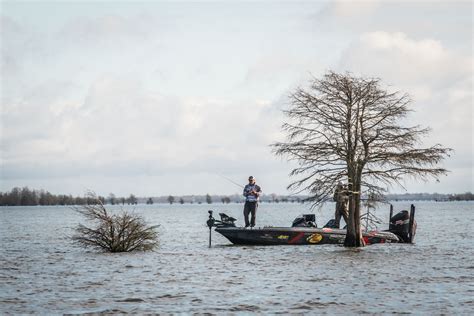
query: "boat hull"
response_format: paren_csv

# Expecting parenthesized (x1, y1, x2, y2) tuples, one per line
(215, 227, 400, 246)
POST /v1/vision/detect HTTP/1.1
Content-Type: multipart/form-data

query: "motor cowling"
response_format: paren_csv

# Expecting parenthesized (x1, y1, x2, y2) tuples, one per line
(389, 210, 415, 243)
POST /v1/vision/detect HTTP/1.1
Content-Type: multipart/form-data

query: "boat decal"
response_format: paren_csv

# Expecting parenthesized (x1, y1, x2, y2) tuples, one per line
(288, 232, 305, 244)
(260, 233, 274, 240)
(277, 235, 289, 240)
(328, 235, 345, 243)
(306, 233, 323, 244)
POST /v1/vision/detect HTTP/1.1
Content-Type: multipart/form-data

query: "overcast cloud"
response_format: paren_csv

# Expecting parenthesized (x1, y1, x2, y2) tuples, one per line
(0, 1, 472, 196)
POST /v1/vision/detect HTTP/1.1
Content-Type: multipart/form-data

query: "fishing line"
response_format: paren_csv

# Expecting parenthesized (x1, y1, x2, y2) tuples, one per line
(217, 174, 244, 189)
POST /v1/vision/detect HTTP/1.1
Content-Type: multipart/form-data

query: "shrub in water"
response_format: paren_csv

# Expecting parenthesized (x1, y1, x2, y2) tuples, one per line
(72, 195, 158, 252)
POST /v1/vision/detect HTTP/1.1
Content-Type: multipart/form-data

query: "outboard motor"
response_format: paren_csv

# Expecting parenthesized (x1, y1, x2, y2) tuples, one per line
(292, 214, 317, 228)
(389, 205, 417, 243)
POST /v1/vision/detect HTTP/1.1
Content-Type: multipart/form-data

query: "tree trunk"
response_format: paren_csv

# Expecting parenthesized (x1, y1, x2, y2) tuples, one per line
(344, 179, 358, 247)
(353, 183, 365, 247)
(344, 172, 365, 247)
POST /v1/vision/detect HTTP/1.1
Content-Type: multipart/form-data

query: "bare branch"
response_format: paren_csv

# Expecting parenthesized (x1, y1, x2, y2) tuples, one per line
(72, 193, 159, 252)
(272, 71, 452, 247)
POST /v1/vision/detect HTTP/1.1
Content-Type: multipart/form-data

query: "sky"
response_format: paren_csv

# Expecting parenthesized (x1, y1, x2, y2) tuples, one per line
(0, 0, 472, 197)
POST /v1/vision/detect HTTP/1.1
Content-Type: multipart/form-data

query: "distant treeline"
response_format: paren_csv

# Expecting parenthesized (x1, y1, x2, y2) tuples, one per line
(0, 187, 305, 206)
(0, 187, 472, 206)
(386, 192, 474, 201)
(0, 187, 138, 206)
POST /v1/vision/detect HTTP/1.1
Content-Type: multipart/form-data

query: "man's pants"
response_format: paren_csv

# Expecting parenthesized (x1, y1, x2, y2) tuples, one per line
(334, 203, 349, 228)
(244, 201, 258, 227)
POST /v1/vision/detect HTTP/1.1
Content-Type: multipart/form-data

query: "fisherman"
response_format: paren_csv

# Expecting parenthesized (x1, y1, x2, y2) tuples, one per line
(243, 176, 262, 228)
(333, 181, 349, 228)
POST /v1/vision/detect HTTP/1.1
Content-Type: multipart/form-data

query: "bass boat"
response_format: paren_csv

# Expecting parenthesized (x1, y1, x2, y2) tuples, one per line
(206, 205, 416, 246)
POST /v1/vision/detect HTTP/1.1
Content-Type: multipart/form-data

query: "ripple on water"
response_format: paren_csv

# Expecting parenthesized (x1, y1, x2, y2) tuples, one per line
(1, 202, 473, 314)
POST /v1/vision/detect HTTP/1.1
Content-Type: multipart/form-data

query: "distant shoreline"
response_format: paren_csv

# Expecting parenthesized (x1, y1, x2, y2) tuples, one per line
(1, 200, 473, 208)
(0, 187, 472, 206)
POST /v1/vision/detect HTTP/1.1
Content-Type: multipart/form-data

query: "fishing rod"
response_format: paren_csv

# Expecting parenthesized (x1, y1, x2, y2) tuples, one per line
(217, 174, 244, 189)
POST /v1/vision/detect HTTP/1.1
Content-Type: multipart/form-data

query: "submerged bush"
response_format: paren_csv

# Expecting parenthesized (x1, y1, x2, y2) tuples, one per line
(72, 195, 158, 252)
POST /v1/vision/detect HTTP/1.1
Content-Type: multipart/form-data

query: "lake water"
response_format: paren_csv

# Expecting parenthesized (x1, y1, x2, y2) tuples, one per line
(1, 201, 473, 314)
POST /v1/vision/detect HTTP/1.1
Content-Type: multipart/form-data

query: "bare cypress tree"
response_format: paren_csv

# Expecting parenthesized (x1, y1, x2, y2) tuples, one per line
(273, 72, 451, 247)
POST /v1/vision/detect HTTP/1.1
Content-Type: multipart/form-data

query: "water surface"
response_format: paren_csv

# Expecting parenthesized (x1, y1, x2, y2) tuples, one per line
(1, 202, 473, 314)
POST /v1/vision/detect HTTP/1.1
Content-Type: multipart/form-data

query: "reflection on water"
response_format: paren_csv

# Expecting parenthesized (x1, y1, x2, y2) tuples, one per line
(1, 202, 473, 314)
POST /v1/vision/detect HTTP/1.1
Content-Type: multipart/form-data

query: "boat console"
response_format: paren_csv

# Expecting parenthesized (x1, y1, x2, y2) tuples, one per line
(291, 214, 317, 227)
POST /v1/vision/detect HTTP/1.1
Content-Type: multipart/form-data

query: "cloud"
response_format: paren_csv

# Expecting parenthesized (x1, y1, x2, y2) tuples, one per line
(1, 2, 471, 195)
(243, 55, 318, 96)
(338, 31, 472, 96)
(312, 1, 473, 56)
(0, 9, 295, 195)
(1, 71, 287, 181)
(58, 13, 160, 47)
(0, 15, 46, 80)
(331, 0, 380, 18)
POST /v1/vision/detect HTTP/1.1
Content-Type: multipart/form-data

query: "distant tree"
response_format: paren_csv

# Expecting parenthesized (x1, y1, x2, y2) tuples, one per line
(168, 195, 175, 204)
(273, 71, 451, 247)
(221, 196, 231, 204)
(146, 197, 154, 204)
(127, 194, 138, 205)
(449, 192, 474, 201)
(38, 190, 50, 205)
(120, 197, 126, 205)
(108, 193, 116, 205)
(86, 195, 98, 205)
(10, 187, 22, 206)
(58, 195, 67, 205)
(179, 198, 184, 204)
(75, 196, 86, 205)
(20, 187, 37, 205)
(206, 194, 212, 204)
(98, 196, 106, 205)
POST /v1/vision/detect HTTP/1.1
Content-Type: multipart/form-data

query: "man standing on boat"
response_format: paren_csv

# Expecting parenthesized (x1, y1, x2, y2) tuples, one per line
(243, 176, 262, 228)
(333, 182, 349, 228)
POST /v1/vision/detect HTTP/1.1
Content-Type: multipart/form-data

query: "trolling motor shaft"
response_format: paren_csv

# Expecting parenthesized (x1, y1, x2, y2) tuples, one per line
(207, 210, 215, 248)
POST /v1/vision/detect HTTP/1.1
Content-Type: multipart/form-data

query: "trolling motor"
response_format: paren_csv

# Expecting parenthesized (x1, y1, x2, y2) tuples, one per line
(207, 210, 214, 248)
(207, 210, 237, 247)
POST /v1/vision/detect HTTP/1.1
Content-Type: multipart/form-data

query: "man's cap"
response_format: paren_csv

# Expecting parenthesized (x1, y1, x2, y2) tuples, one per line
(248, 176, 255, 180)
